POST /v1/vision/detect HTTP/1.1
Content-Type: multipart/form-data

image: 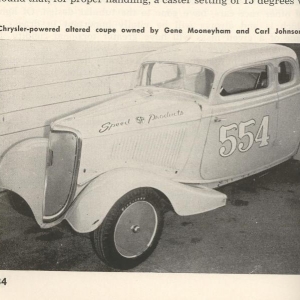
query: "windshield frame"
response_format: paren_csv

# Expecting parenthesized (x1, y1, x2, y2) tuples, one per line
(135, 61, 215, 99)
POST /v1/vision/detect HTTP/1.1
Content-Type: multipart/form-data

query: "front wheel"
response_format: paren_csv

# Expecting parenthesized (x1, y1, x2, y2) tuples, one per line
(92, 188, 164, 270)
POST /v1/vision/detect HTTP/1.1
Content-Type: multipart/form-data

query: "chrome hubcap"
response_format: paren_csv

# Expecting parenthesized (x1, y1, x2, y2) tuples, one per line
(114, 201, 158, 258)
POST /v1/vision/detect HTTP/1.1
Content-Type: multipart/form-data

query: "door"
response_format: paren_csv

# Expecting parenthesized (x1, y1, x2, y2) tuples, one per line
(201, 63, 279, 181)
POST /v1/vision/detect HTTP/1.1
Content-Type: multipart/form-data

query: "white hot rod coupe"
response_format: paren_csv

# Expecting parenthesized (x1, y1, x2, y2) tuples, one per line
(1, 43, 300, 269)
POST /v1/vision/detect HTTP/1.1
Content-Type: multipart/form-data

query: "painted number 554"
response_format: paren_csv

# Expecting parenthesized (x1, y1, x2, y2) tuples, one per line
(219, 116, 270, 157)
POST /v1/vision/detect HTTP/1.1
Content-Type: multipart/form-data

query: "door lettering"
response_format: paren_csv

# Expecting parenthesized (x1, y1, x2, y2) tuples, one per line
(219, 116, 270, 157)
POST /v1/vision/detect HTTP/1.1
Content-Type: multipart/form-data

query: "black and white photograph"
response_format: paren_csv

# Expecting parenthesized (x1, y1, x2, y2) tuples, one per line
(1, 41, 300, 276)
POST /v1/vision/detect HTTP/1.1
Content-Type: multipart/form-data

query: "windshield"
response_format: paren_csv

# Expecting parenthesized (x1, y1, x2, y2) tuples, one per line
(137, 62, 214, 98)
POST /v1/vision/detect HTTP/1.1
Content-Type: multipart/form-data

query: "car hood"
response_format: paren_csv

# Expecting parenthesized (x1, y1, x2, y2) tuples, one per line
(52, 88, 203, 138)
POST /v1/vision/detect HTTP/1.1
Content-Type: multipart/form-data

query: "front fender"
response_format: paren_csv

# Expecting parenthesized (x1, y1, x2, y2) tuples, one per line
(66, 168, 226, 233)
(0, 138, 48, 226)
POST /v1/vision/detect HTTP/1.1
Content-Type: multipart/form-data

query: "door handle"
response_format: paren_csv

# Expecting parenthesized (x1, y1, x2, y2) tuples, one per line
(214, 117, 226, 123)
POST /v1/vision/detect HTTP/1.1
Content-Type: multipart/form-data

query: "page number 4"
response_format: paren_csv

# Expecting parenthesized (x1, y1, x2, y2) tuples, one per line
(0, 278, 7, 286)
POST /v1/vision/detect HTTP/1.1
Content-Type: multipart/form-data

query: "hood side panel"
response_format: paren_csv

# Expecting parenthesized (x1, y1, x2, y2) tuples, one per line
(78, 120, 200, 185)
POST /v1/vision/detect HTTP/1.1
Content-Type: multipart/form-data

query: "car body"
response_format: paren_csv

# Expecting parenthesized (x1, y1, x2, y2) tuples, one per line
(1, 43, 300, 269)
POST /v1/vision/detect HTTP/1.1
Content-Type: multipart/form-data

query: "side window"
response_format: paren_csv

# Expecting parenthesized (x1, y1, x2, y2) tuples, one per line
(221, 65, 269, 97)
(278, 61, 293, 84)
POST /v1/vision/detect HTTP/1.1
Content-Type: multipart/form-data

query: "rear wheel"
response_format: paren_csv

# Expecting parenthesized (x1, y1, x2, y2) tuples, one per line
(92, 188, 164, 270)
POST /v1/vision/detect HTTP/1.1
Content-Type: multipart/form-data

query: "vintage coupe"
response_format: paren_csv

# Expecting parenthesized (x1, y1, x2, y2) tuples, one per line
(1, 43, 300, 269)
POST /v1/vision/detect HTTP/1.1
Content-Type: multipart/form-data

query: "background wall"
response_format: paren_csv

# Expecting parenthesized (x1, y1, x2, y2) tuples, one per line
(0, 41, 170, 158)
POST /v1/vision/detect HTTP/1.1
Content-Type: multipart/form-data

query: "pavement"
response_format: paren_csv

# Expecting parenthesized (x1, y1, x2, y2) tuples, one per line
(0, 160, 300, 274)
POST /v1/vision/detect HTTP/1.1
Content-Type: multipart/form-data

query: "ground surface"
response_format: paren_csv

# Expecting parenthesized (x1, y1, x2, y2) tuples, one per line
(0, 160, 300, 274)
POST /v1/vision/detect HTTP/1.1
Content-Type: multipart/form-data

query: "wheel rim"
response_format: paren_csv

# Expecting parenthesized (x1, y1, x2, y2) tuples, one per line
(114, 201, 158, 258)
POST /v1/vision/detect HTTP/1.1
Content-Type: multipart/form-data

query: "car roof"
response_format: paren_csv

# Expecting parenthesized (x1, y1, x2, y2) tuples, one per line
(142, 43, 297, 73)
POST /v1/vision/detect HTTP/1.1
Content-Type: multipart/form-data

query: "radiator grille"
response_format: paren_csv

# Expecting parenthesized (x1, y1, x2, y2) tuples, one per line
(44, 131, 79, 220)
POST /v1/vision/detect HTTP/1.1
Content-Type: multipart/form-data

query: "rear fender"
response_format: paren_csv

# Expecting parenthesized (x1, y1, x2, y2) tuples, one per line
(66, 168, 226, 233)
(0, 138, 48, 226)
